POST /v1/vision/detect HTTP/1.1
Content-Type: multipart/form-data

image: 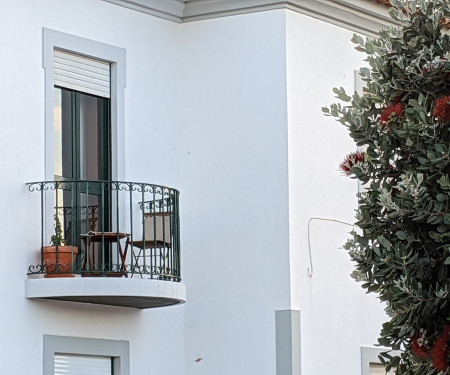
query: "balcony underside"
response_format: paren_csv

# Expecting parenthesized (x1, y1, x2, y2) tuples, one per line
(25, 278, 186, 309)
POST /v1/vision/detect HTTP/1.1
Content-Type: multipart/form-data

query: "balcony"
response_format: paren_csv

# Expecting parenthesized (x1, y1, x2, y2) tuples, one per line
(25, 180, 185, 309)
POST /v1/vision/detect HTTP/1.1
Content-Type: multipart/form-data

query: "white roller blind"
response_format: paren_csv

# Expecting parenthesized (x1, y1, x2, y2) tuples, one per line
(370, 363, 396, 375)
(54, 49, 110, 98)
(54, 353, 112, 375)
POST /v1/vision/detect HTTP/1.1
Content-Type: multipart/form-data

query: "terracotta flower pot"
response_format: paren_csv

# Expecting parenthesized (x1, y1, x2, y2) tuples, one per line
(43, 245, 79, 278)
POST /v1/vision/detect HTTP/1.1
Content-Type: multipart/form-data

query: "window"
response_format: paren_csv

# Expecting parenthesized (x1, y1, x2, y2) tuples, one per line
(53, 55, 112, 241)
(53, 49, 112, 182)
(362, 347, 397, 375)
(44, 335, 129, 375)
(54, 69, 112, 243)
(55, 354, 113, 375)
(43, 28, 126, 182)
(54, 86, 111, 181)
(369, 362, 396, 375)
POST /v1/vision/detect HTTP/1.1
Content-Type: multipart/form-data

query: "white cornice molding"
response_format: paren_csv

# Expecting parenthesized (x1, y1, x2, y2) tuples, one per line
(103, 0, 185, 22)
(183, 0, 394, 35)
(102, 0, 395, 35)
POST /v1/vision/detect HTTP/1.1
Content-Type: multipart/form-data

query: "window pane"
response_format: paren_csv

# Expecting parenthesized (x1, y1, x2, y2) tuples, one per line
(79, 93, 109, 180)
(54, 88, 110, 181)
(54, 87, 74, 179)
(54, 88, 62, 177)
(54, 353, 112, 375)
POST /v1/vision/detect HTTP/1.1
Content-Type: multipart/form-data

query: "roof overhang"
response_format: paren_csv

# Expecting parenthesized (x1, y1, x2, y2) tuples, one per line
(103, 0, 394, 35)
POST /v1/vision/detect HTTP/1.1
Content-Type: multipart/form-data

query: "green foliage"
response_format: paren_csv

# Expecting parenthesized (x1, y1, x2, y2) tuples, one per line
(50, 215, 65, 246)
(324, 1, 450, 374)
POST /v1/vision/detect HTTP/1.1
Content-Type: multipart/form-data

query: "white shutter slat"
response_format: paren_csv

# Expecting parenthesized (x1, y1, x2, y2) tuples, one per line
(55, 354, 111, 375)
(54, 49, 110, 98)
(54, 61, 109, 85)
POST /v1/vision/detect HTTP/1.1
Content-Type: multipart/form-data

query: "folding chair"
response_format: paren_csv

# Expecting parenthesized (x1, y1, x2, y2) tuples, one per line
(131, 212, 172, 278)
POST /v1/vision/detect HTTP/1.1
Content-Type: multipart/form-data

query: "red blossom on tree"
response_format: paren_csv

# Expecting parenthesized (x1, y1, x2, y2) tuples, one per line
(433, 96, 450, 122)
(380, 103, 405, 126)
(432, 325, 450, 372)
(339, 151, 365, 175)
(411, 333, 431, 360)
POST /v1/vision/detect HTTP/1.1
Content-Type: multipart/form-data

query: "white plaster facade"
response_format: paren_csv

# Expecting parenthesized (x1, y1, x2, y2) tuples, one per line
(0, 0, 392, 374)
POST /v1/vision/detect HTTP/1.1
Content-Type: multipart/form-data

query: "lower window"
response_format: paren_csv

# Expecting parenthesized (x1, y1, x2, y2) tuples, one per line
(44, 335, 129, 375)
(55, 354, 113, 375)
(362, 347, 397, 375)
(369, 362, 395, 375)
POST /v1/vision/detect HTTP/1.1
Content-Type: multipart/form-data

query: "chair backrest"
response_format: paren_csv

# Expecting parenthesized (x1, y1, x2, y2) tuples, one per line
(65, 217, 98, 245)
(143, 212, 172, 246)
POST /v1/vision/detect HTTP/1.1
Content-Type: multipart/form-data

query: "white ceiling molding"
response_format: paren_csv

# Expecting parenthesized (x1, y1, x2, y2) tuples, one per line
(102, 0, 395, 35)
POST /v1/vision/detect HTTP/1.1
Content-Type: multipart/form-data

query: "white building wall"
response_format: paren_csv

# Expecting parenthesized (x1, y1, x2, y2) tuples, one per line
(0, 1, 184, 374)
(180, 10, 291, 375)
(286, 10, 388, 375)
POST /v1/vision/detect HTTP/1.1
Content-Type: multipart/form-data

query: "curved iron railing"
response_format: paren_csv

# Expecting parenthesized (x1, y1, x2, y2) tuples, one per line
(27, 180, 181, 281)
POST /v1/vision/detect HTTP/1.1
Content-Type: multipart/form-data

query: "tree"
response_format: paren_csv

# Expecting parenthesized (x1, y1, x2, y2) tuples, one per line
(323, 1, 450, 373)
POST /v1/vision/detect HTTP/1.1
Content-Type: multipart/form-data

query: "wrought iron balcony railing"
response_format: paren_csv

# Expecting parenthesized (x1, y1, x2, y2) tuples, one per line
(27, 180, 181, 281)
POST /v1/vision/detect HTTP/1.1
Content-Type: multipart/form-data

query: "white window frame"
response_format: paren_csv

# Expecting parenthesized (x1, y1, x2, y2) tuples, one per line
(43, 335, 129, 375)
(42, 28, 126, 181)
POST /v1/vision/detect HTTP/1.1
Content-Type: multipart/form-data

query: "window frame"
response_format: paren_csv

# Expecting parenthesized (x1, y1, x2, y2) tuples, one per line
(42, 28, 126, 182)
(43, 335, 129, 375)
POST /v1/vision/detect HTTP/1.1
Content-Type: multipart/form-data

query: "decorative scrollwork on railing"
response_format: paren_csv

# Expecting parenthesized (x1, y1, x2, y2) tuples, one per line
(138, 197, 173, 212)
(28, 264, 46, 274)
(128, 263, 180, 280)
(27, 181, 56, 192)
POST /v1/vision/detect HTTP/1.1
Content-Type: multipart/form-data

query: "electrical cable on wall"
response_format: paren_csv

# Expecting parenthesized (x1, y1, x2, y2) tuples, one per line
(307, 217, 355, 277)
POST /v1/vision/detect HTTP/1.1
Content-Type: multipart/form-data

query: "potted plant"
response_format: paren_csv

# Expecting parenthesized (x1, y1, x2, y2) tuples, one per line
(42, 215, 78, 278)
(324, 0, 450, 373)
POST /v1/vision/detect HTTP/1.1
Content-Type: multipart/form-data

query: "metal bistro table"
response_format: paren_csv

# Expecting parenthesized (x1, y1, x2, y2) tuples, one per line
(80, 231, 130, 277)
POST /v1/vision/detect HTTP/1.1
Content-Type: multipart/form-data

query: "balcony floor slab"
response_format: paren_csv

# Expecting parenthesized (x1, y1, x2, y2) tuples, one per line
(25, 277, 186, 309)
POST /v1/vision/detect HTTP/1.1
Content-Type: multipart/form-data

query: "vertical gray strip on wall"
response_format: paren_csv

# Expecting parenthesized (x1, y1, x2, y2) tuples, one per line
(276, 309, 301, 375)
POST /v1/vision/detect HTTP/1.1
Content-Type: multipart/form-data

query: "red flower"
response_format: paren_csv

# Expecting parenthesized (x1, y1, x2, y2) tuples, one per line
(411, 333, 431, 360)
(392, 94, 405, 104)
(432, 326, 450, 372)
(433, 96, 450, 123)
(380, 103, 405, 126)
(339, 151, 365, 175)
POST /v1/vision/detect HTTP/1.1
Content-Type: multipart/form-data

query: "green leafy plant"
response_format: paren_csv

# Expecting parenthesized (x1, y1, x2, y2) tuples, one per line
(323, 0, 450, 373)
(50, 215, 65, 246)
